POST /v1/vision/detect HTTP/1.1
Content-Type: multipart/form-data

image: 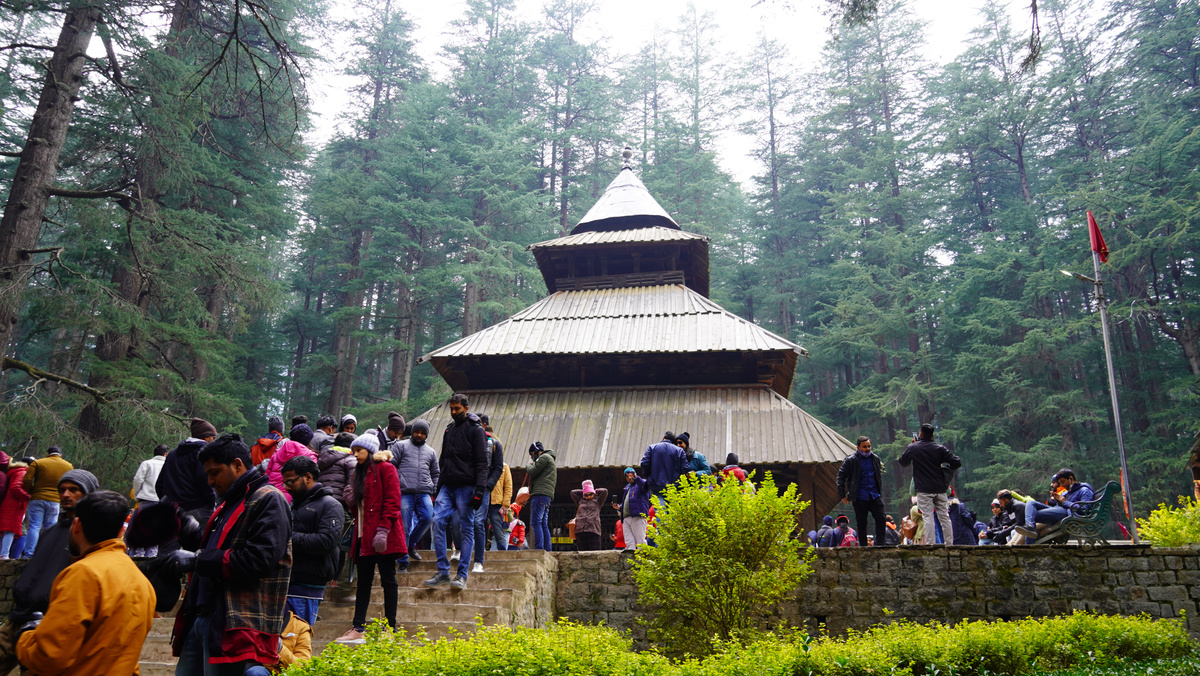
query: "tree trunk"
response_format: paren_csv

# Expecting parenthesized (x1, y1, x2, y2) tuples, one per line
(0, 2, 102, 357)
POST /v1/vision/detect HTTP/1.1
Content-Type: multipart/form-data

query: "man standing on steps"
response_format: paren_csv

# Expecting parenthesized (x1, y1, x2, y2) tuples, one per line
(898, 423, 960, 546)
(389, 419, 439, 560)
(157, 418, 219, 528)
(469, 416, 505, 573)
(281, 456, 344, 627)
(0, 469, 98, 673)
(16, 490, 156, 676)
(21, 446, 73, 558)
(424, 393, 488, 591)
(165, 433, 292, 676)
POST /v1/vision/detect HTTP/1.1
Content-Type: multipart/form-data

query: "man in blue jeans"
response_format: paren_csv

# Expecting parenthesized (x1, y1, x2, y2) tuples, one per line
(525, 442, 557, 551)
(388, 418, 439, 559)
(424, 393, 489, 591)
(1015, 468, 1094, 541)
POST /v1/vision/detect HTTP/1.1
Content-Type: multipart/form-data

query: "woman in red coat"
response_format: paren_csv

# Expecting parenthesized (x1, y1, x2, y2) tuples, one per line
(0, 458, 31, 559)
(336, 434, 406, 644)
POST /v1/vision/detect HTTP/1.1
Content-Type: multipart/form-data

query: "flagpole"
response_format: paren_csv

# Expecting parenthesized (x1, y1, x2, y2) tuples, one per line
(1091, 249, 1140, 544)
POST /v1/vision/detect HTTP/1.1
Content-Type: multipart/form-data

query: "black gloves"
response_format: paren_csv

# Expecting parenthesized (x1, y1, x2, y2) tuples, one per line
(469, 487, 486, 511)
(165, 549, 198, 574)
(179, 515, 202, 552)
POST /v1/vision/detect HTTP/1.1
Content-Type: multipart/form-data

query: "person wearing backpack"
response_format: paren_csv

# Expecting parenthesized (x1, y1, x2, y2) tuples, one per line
(813, 515, 840, 547)
(835, 515, 859, 547)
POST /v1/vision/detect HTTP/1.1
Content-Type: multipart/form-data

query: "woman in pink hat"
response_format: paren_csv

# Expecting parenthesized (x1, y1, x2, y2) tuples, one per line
(570, 480, 608, 552)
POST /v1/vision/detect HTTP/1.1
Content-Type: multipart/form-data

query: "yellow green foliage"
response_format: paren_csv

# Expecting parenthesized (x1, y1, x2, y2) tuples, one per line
(1137, 497, 1200, 547)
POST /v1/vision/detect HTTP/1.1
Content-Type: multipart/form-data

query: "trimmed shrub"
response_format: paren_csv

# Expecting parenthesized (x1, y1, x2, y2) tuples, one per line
(1137, 497, 1200, 547)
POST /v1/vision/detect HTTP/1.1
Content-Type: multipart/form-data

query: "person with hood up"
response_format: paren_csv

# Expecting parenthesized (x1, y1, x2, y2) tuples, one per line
(21, 446, 73, 558)
(318, 432, 357, 507)
(570, 480, 609, 552)
(310, 416, 337, 454)
(389, 419, 439, 560)
(720, 453, 748, 484)
(424, 393, 489, 590)
(675, 433, 711, 476)
(338, 414, 357, 435)
(266, 424, 319, 503)
(280, 456, 344, 627)
(251, 416, 286, 467)
(336, 434, 405, 645)
(0, 469, 98, 672)
(525, 441, 557, 552)
(156, 417, 219, 525)
(639, 432, 688, 504)
(0, 456, 29, 558)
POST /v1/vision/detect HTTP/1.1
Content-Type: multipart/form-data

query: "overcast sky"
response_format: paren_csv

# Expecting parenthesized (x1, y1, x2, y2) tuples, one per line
(306, 0, 1036, 186)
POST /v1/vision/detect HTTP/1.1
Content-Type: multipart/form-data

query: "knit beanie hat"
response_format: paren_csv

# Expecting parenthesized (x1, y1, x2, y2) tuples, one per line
(267, 416, 284, 435)
(350, 433, 379, 454)
(59, 468, 99, 495)
(725, 452, 739, 466)
(823, 515, 834, 526)
(582, 480, 595, 495)
(289, 423, 314, 446)
(341, 414, 357, 427)
(676, 432, 690, 447)
(190, 418, 217, 439)
(624, 467, 636, 474)
(411, 419, 430, 435)
(387, 411, 406, 432)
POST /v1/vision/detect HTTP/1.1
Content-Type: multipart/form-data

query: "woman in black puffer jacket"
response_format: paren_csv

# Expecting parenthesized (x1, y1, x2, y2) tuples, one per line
(318, 432, 357, 507)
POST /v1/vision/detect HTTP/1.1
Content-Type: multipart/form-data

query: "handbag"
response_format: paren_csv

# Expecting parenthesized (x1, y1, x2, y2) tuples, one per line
(899, 517, 917, 540)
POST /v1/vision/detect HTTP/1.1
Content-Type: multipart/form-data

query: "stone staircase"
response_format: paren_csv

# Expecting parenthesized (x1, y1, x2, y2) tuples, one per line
(138, 549, 558, 675)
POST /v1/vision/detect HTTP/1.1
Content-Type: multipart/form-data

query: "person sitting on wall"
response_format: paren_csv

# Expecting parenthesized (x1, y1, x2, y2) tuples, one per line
(1015, 469, 1094, 540)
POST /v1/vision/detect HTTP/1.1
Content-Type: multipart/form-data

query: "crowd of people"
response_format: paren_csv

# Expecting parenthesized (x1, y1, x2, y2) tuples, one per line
(0, 404, 1106, 674)
(817, 423, 1102, 548)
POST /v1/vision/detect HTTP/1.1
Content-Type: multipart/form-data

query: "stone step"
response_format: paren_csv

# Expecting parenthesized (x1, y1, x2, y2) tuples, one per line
(147, 616, 176, 638)
(329, 585, 522, 608)
(139, 661, 178, 676)
(140, 635, 176, 663)
(313, 601, 508, 631)
(395, 570, 534, 591)
(409, 548, 551, 561)
(316, 620, 484, 646)
(402, 558, 540, 573)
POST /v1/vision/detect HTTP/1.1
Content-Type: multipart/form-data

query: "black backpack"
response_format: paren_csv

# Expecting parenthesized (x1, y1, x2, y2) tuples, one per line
(815, 525, 836, 548)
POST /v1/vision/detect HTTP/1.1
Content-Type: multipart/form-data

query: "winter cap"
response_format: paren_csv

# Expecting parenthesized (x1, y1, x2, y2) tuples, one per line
(675, 432, 690, 447)
(411, 419, 431, 435)
(59, 468, 99, 495)
(822, 515, 834, 526)
(991, 499, 1002, 507)
(268, 416, 284, 435)
(387, 411, 406, 432)
(190, 418, 217, 439)
(624, 467, 636, 474)
(341, 414, 357, 426)
(47, 446, 62, 456)
(528, 442, 544, 456)
(582, 480, 595, 495)
(725, 453, 739, 466)
(289, 423, 314, 445)
(350, 433, 380, 454)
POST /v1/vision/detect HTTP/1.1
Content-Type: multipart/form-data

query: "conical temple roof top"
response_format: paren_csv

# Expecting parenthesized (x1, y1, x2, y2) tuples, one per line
(572, 167, 679, 234)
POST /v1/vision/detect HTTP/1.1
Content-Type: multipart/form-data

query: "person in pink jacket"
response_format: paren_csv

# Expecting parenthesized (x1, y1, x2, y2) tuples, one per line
(266, 424, 318, 502)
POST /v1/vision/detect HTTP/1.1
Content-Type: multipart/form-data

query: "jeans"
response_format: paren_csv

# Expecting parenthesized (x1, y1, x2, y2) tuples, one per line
(245, 668, 270, 676)
(433, 486, 476, 579)
(853, 496, 888, 546)
(529, 495, 552, 552)
(22, 500, 59, 557)
(401, 493, 433, 550)
(174, 615, 258, 676)
(471, 500, 488, 566)
(353, 554, 397, 630)
(1026, 501, 1069, 528)
(487, 504, 507, 551)
(0, 532, 13, 558)
(622, 516, 647, 549)
(286, 589, 323, 627)
(915, 492, 952, 546)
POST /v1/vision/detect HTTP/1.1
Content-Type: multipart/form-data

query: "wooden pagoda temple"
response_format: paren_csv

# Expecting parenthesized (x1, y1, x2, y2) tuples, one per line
(415, 164, 852, 536)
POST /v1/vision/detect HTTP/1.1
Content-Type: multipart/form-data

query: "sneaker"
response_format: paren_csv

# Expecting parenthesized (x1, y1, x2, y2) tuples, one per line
(397, 563, 409, 573)
(1015, 523, 1038, 538)
(451, 575, 468, 590)
(335, 628, 366, 644)
(424, 572, 451, 587)
(471, 562, 484, 573)
(450, 550, 460, 562)
(409, 550, 422, 561)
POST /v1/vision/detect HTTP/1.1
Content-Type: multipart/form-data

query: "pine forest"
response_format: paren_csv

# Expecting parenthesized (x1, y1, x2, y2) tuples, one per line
(1, 0, 1197, 516)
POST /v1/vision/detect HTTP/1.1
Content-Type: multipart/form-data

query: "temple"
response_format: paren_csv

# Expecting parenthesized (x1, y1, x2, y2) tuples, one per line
(416, 162, 852, 537)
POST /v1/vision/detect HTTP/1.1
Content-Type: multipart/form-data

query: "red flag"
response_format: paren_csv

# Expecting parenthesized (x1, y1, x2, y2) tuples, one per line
(1087, 210, 1108, 263)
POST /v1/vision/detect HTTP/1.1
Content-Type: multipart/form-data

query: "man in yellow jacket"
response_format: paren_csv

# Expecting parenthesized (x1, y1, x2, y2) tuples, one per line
(16, 490, 155, 676)
(20, 447, 72, 557)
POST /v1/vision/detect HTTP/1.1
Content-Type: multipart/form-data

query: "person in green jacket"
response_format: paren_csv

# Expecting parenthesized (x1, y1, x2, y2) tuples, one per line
(525, 443, 556, 552)
(21, 447, 73, 558)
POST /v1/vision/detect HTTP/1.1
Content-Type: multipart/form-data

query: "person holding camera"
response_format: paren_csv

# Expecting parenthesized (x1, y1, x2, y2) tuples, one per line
(898, 423, 960, 545)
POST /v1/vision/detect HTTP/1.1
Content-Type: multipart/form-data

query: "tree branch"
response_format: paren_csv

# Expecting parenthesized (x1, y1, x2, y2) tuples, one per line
(0, 43, 56, 52)
(47, 185, 131, 199)
(1, 357, 108, 403)
(0, 151, 21, 158)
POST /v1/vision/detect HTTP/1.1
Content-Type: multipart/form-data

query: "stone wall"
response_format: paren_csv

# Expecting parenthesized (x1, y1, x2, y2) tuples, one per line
(553, 545, 1200, 646)
(0, 559, 27, 618)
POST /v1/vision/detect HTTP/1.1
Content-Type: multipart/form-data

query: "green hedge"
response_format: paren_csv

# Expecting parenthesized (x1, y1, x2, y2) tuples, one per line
(287, 612, 1196, 676)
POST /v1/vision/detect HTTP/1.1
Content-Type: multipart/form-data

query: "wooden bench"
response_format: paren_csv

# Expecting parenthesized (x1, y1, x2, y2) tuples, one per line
(1033, 480, 1121, 545)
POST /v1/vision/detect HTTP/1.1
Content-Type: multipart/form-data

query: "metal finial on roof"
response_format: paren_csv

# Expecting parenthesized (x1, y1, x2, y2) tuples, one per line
(622, 145, 633, 167)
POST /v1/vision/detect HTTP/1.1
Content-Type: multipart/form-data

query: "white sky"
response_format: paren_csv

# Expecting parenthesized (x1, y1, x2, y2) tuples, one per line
(307, 0, 1037, 186)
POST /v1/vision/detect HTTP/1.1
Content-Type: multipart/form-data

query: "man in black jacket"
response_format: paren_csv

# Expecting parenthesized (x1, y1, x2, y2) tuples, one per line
(281, 456, 344, 627)
(425, 393, 489, 591)
(156, 417, 219, 526)
(898, 423, 961, 545)
(836, 436, 888, 546)
(0, 469, 97, 673)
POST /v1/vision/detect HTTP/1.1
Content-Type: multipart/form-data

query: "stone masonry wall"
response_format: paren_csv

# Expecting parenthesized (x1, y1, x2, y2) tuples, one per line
(0, 560, 27, 618)
(553, 545, 1200, 646)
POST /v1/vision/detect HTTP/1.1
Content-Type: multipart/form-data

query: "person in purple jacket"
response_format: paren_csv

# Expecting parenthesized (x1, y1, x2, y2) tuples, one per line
(613, 467, 651, 550)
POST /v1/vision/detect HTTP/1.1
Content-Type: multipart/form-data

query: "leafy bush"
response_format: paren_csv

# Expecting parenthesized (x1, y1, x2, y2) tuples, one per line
(286, 613, 1195, 676)
(1137, 497, 1200, 546)
(631, 471, 815, 657)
